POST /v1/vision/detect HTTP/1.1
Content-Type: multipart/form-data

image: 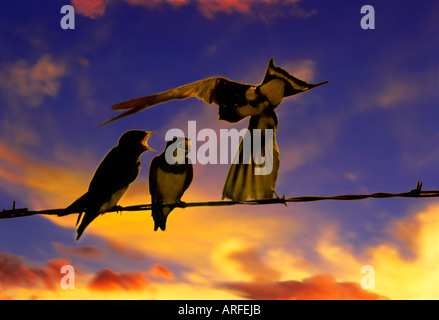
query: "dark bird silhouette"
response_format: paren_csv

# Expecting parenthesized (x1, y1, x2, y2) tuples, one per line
(60, 130, 156, 240)
(149, 137, 193, 231)
(100, 58, 328, 201)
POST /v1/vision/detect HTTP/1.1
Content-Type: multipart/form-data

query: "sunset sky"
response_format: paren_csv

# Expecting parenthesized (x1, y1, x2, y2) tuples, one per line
(1, 0, 439, 300)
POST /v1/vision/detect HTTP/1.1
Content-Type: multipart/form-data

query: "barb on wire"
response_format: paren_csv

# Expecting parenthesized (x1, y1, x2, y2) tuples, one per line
(1, 181, 437, 220)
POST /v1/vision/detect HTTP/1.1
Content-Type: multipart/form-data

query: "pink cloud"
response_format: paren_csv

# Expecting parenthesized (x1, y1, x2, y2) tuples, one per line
(221, 274, 389, 300)
(0, 55, 67, 107)
(196, 0, 316, 19)
(0, 253, 70, 291)
(71, 0, 315, 20)
(197, 0, 251, 18)
(124, 0, 190, 8)
(71, 0, 110, 19)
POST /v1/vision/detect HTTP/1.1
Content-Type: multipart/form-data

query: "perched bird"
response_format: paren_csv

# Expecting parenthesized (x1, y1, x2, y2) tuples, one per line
(149, 137, 193, 231)
(60, 130, 156, 240)
(101, 58, 328, 201)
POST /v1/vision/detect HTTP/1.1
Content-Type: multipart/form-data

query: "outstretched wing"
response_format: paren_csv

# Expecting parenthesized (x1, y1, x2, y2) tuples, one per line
(222, 107, 280, 201)
(263, 58, 329, 97)
(99, 77, 251, 126)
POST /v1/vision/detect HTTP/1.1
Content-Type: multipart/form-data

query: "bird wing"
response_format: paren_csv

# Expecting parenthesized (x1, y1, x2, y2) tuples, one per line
(263, 58, 329, 97)
(222, 107, 280, 201)
(99, 77, 251, 126)
(89, 147, 140, 193)
(74, 148, 138, 240)
(148, 155, 160, 200)
(149, 155, 170, 231)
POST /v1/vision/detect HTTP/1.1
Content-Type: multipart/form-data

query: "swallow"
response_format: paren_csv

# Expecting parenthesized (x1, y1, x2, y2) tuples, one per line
(149, 137, 193, 231)
(100, 58, 328, 201)
(99, 58, 328, 126)
(60, 130, 156, 240)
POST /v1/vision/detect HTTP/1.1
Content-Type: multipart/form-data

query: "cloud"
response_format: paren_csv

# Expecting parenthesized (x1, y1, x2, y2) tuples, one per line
(124, 0, 190, 8)
(0, 253, 69, 291)
(87, 263, 174, 292)
(373, 81, 420, 108)
(53, 243, 106, 260)
(282, 60, 316, 82)
(88, 268, 151, 291)
(0, 55, 67, 108)
(104, 239, 149, 263)
(0, 290, 13, 300)
(221, 274, 388, 300)
(227, 247, 282, 282)
(368, 203, 439, 299)
(196, 0, 252, 18)
(71, 0, 110, 19)
(196, 0, 316, 20)
(0, 141, 91, 210)
(147, 264, 175, 280)
(72, 0, 315, 21)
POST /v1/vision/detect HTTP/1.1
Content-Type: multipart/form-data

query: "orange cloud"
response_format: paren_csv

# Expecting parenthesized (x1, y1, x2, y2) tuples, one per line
(0, 290, 13, 300)
(0, 140, 91, 210)
(71, 0, 110, 19)
(221, 274, 388, 300)
(88, 268, 151, 291)
(227, 247, 282, 282)
(0, 253, 70, 291)
(147, 264, 175, 280)
(0, 55, 67, 107)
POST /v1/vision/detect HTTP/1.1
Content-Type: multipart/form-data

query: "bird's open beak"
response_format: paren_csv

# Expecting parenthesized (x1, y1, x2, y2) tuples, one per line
(177, 138, 192, 153)
(142, 130, 157, 152)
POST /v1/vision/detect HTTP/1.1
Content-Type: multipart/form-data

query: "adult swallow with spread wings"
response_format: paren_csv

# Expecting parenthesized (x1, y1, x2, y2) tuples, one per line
(100, 59, 328, 201)
(60, 130, 156, 240)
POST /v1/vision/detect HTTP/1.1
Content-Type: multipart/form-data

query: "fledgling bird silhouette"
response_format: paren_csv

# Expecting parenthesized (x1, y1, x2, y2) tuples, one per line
(100, 58, 328, 201)
(149, 137, 193, 231)
(60, 130, 156, 240)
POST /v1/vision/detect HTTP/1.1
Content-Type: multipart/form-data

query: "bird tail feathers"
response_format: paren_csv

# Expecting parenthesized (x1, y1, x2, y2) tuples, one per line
(152, 206, 172, 231)
(59, 193, 88, 217)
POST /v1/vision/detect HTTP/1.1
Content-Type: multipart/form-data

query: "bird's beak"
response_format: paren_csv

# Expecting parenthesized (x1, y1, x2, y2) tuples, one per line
(142, 130, 157, 152)
(176, 138, 192, 153)
(185, 139, 192, 153)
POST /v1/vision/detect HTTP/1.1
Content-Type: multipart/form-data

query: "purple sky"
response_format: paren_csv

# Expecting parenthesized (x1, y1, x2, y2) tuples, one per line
(0, 0, 438, 300)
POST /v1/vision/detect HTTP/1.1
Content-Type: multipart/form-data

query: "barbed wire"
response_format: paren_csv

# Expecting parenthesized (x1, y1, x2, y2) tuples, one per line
(1, 181, 437, 220)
